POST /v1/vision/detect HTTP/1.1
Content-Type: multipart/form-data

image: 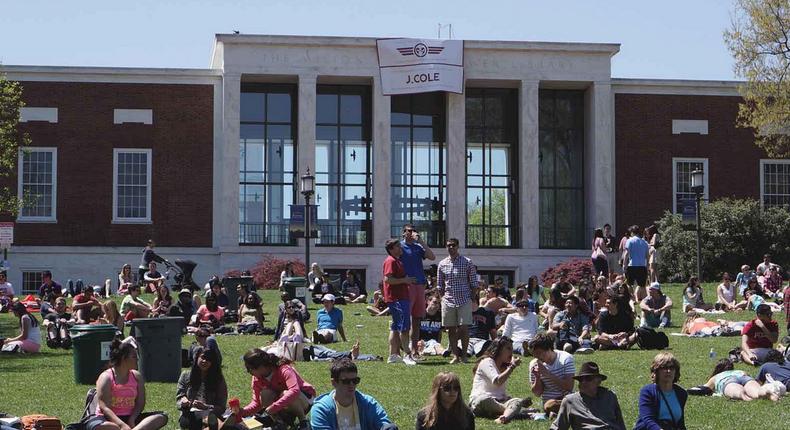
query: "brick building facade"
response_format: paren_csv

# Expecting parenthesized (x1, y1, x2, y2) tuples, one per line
(0, 36, 784, 294)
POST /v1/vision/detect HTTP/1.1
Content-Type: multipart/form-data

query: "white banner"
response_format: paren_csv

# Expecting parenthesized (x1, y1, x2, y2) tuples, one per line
(377, 38, 464, 95)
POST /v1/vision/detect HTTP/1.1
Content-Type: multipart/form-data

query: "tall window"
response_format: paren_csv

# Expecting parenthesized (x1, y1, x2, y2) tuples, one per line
(760, 160, 790, 208)
(239, 84, 297, 245)
(113, 149, 152, 223)
(315, 85, 373, 246)
(466, 88, 519, 248)
(391, 93, 446, 247)
(539, 90, 585, 249)
(18, 147, 57, 222)
(672, 158, 708, 213)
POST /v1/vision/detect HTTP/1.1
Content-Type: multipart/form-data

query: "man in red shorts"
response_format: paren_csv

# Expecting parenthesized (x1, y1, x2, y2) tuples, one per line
(398, 224, 435, 361)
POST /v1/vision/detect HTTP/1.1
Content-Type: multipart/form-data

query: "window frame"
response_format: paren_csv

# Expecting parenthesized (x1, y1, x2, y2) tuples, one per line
(538, 90, 586, 249)
(17, 147, 58, 223)
(21, 270, 48, 294)
(672, 157, 709, 214)
(390, 92, 447, 248)
(759, 159, 790, 209)
(465, 88, 520, 249)
(314, 84, 374, 247)
(112, 148, 153, 224)
(239, 83, 299, 246)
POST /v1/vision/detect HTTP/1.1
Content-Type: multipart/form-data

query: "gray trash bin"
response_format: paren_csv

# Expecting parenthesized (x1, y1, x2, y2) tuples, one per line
(131, 317, 183, 382)
(282, 276, 308, 305)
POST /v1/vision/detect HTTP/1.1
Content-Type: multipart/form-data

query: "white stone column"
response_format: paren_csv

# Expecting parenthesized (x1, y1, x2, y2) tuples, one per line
(297, 74, 317, 178)
(297, 74, 317, 250)
(446, 92, 466, 247)
(588, 81, 615, 231)
(372, 76, 392, 246)
(520, 80, 540, 249)
(219, 73, 241, 249)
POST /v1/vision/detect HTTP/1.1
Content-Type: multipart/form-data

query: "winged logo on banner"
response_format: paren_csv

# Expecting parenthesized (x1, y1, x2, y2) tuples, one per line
(396, 43, 445, 57)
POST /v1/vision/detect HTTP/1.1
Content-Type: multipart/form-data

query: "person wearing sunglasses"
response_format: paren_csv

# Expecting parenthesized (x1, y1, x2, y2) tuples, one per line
(436, 237, 478, 364)
(740, 304, 780, 366)
(416, 372, 474, 430)
(310, 358, 397, 430)
(550, 362, 625, 430)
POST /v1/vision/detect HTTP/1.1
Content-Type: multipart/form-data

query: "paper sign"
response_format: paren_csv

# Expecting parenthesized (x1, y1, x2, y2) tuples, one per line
(100, 341, 112, 360)
(0, 222, 13, 246)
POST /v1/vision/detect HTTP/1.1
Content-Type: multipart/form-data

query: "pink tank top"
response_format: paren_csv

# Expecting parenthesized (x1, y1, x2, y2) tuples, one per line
(99, 368, 138, 417)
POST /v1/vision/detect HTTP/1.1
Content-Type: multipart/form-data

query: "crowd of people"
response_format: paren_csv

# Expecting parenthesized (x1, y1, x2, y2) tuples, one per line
(2, 225, 790, 430)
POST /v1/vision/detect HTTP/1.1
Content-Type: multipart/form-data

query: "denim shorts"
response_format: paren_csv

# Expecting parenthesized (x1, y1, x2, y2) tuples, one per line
(388, 299, 411, 332)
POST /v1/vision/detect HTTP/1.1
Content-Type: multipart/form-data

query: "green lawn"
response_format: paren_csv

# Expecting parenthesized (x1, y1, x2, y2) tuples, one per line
(0, 284, 788, 430)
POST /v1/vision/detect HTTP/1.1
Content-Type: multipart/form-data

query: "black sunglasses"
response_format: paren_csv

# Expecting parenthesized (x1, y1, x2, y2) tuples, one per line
(338, 377, 361, 385)
(441, 384, 460, 392)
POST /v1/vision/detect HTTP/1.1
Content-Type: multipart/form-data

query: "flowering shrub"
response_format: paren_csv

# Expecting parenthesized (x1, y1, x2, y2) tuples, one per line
(224, 255, 306, 290)
(540, 258, 594, 286)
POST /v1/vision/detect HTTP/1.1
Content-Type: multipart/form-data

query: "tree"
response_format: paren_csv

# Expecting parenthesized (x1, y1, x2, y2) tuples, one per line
(0, 72, 30, 214)
(466, 189, 509, 247)
(724, 0, 790, 157)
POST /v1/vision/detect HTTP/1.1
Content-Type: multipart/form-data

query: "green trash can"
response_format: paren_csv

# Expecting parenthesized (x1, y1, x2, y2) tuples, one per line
(131, 317, 184, 382)
(282, 276, 308, 305)
(70, 324, 119, 384)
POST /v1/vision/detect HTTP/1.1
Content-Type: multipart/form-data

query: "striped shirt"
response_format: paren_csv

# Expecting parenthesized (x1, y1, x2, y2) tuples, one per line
(530, 350, 575, 401)
(436, 254, 477, 307)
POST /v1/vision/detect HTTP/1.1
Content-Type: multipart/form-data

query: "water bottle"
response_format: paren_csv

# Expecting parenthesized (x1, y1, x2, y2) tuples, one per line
(709, 348, 717, 360)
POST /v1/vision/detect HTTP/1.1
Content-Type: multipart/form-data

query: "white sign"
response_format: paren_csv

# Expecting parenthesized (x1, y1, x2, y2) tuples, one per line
(377, 38, 464, 95)
(100, 341, 112, 360)
(0, 222, 13, 246)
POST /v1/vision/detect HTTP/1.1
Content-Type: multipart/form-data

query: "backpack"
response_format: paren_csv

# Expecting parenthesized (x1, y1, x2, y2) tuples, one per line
(636, 327, 669, 350)
(64, 388, 98, 430)
(21, 415, 62, 430)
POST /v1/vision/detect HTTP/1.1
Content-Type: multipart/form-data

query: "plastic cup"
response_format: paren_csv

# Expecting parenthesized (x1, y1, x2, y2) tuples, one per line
(228, 397, 240, 409)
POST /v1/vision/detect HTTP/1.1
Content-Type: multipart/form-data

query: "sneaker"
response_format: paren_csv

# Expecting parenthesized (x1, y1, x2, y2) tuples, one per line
(576, 347, 594, 355)
(658, 322, 666, 329)
(387, 354, 403, 364)
(403, 355, 417, 366)
(449, 356, 460, 364)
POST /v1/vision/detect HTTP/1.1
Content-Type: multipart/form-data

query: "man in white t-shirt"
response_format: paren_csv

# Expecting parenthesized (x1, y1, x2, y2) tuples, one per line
(502, 299, 539, 355)
(528, 332, 576, 415)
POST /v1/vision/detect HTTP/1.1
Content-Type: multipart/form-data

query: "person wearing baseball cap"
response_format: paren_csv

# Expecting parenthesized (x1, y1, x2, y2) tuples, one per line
(550, 362, 625, 430)
(640, 282, 673, 329)
(740, 303, 780, 366)
(313, 293, 346, 344)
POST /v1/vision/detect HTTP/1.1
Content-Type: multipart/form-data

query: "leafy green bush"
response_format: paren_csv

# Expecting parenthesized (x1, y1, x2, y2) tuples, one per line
(657, 198, 790, 282)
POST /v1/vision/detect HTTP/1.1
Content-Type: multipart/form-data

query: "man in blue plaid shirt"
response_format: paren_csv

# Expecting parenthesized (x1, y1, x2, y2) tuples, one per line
(437, 237, 478, 363)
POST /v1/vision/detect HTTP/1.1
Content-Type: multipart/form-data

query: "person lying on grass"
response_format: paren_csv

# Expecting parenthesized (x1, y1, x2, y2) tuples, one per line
(696, 358, 779, 401)
(679, 311, 746, 336)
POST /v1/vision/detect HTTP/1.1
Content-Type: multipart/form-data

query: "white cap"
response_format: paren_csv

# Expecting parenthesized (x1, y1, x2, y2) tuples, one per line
(649, 282, 661, 291)
(322, 293, 336, 302)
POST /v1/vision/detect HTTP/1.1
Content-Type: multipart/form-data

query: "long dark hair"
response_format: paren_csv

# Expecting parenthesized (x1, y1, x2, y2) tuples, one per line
(710, 358, 734, 378)
(190, 347, 224, 392)
(527, 276, 539, 297)
(204, 291, 219, 312)
(11, 302, 38, 327)
(420, 372, 472, 430)
(109, 338, 136, 367)
(473, 336, 513, 374)
(243, 348, 290, 371)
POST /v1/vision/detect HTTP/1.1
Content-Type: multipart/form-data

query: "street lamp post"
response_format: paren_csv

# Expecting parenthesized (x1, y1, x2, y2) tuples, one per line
(301, 167, 315, 289)
(691, 168, 705, 280)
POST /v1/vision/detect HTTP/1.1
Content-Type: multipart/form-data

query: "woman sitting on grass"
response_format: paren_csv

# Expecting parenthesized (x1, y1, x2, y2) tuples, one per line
(634, 352, 687, 430)
(238, 290, 264, 326)
(194, 292, 225, 328)
(118, 264, 134, 295)
(100, 300, 125, 335)
(365, 286, 390, 317)
(682, 276, 712, 312)
(416, 372, 475, 430)
(85, 337, 168, 430)
(151, 285, 173, 317)
(231, 349, 316, 428)
(176, 347, 228, 430)
(1, 302, 41, 353)
(716, 272, 737, 311)
(697, 358, 778, 401)
(469, 336, 532, 424)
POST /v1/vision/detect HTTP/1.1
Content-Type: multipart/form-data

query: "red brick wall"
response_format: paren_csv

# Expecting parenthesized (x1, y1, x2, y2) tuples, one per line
(0, 81, 214, 247)
(615, 93, 766, 233)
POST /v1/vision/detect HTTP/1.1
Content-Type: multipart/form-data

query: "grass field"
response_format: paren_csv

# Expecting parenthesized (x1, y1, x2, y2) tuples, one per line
(1, 284, 788, 430)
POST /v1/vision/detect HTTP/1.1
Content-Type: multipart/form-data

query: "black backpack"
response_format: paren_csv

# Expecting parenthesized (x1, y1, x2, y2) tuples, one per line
(636, 327, 669, 350)
(64, 388, 98, 430)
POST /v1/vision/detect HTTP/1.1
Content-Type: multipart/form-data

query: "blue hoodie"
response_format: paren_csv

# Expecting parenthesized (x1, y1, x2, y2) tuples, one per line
(310, 389, 392, 430)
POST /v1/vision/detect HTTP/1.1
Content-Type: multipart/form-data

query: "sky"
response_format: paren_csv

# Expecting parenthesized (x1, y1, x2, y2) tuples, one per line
(1, 0, 739, 81)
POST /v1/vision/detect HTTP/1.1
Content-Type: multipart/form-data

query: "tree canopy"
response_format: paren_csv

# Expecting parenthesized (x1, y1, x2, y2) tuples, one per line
(724, 0, 790, 157)
(0, 73, 30, 214)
